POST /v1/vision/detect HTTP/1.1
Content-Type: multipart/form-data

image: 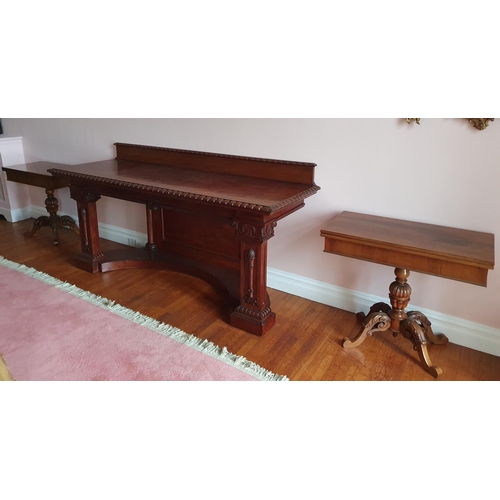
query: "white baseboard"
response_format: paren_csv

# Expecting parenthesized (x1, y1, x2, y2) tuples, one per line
(0, 205, 32, 223)
(24, 209, 500, 357)
(31, 205, 149, 248)
(98, 222, 148, 248)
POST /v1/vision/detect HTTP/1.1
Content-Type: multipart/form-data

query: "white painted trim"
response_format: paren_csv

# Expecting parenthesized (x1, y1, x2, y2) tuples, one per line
(31, 205, 148, 248)
(0, 206, 12, 222)
(0, 205, 32, 223)
(98, 222, 148, 248)
(267, 267, 500, 358)
(0, 136, 27, 214)
(16, 212, 500, 358)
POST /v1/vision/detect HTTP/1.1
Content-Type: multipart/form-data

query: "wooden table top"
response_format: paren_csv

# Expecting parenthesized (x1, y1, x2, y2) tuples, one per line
(321, 211, 495, 286)
(2, 162, 71, 190)
(48, 158, 320, 214)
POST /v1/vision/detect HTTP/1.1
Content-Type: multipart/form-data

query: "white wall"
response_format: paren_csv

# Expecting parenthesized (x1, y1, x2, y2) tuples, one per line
(2, 118, 499, 332)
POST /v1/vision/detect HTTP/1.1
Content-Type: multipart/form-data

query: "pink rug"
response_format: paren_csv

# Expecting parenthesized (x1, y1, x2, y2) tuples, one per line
(0, 256, 287, 381)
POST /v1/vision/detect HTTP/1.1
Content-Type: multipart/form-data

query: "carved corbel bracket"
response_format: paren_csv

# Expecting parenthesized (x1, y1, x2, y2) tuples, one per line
(69, 185, 101, 203)
(231, 220, 277, 242)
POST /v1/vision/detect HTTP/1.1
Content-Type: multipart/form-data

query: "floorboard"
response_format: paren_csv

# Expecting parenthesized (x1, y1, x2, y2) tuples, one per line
(1, 217, 499, 381)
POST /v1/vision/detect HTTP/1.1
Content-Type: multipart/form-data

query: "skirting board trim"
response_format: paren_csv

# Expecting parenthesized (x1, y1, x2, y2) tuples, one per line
(0, 205, 32, 223)
(31, 206, 148, 248)
(27, 207, 500, 357)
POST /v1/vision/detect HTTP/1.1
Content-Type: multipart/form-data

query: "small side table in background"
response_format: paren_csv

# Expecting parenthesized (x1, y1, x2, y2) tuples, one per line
(2, 161, 79, 245)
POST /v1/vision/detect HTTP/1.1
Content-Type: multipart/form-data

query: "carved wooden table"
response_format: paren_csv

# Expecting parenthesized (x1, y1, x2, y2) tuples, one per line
(2, 162, 79, 245)
(49, 143, 320, 336)
(321, 211, 495, 377)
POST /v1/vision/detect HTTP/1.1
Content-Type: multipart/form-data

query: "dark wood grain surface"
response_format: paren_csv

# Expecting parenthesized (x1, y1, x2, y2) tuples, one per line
(2, 162, 72, 190)
(321, 211, 495, 286)
(49, 159, 318, 211)
(46, 142, 320, 336)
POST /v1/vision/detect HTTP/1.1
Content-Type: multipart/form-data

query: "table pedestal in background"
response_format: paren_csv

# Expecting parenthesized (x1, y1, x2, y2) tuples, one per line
(2, 162, 79, 245)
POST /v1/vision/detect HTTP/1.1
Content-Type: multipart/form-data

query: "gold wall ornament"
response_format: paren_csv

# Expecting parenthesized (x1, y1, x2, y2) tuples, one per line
(468, 118, 494, 130)
(406, 118, 420, 124)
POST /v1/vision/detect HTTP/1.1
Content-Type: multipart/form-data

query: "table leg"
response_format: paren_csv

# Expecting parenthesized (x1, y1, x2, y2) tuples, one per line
(343, 311, 391, 348)
(24, 188, 79, 245)
(70, 186, 103, 272)
(343, 267, 449, 378)
(230, 221, 277, 336)
(145, 201, 158, 252)
(407, 311, 449, 345)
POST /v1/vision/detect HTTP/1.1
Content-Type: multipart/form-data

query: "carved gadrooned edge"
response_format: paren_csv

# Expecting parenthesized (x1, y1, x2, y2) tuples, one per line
(49, 169, 320, 213)
(114, 142, 318, 167)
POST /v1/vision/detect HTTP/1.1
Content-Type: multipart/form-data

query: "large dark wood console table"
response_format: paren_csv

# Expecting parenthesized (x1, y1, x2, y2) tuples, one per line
(2, 162, 79, 245)
(321, 211, 495, 378)
(48, 143, 320, 336)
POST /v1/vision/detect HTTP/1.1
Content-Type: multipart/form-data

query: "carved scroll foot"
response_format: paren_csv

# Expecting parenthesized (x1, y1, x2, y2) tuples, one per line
(58, 215, 80, 235)
(415, 343, 443, 379)
(343, 311, 391, 348)
(24, 216, 48, 238)
(407, 311, 449, 345)
(50, 215, 79, 245)
(400, 318, 443, 378)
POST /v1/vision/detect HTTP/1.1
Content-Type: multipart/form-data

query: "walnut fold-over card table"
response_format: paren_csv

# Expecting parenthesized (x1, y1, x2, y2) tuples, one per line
(48, 143, 320, 336)
(321, 211, 495, 378)
(2, 161, 79, 245)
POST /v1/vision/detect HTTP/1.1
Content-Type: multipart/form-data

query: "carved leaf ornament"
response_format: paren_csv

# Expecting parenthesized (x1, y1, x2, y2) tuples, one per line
(405, 118, 494, 130)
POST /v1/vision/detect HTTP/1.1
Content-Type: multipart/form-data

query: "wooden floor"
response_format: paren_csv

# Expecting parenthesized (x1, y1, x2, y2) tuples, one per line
(1, 216, 499, 381)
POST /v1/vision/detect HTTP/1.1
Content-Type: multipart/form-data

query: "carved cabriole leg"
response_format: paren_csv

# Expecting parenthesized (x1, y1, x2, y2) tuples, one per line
(343, 311, 391, 348)
(230, 220, 277, 336)
(400, 319, 443, 378)
(58, 215, 80, 236)
(407, 311, 449, 345)
(70, 185, 103, 273)
(23, 216, 49, 239)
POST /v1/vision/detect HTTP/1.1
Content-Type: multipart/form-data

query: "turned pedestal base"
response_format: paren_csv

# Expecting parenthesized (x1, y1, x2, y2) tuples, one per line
(24, 188, 79, 246)
(342, 268, 449, 378)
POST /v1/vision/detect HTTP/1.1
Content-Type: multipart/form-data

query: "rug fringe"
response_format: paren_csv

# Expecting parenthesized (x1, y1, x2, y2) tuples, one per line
(0, 256, 288, 381)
